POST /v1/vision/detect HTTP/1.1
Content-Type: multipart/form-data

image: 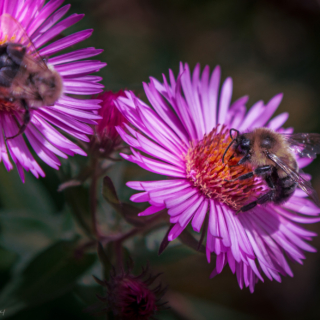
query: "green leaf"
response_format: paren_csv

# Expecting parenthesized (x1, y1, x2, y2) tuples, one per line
(0, 247, 17, 272)
(97, 242, 113, 280)
(0, 208, 74, 263)
(102, 176, 120, 205)
(64, 186, 95, 238)
(178, 229, 205, 254)
(0, 239, 96, 318)
(158, 224, 173, 255)
(102, 176, 145, 227)
(0, 166, 55, 215)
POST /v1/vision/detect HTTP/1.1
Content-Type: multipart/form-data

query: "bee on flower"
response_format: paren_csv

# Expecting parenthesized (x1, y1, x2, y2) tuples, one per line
(115, 63, 320, 292)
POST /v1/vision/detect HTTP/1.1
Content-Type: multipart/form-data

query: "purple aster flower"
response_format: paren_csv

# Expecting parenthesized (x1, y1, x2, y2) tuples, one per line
(0, 0, 106, 181)
(115, 63, 320, 292)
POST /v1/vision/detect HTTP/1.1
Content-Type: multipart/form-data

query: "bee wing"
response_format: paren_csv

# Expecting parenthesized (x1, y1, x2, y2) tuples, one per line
(0, 14, 47, 69)
(267, 152, 320, 206)
(283, 133, 320, 159)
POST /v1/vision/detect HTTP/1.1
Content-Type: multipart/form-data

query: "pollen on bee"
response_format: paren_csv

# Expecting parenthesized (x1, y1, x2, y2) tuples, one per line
(185, 125, 264, 211)
(0, 99, 19, 113)
(0, 35, 17, 45)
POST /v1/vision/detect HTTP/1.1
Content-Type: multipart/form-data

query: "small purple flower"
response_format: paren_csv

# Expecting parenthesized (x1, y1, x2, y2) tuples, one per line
(90, 90, 127, 157)
(0, 0, 106, 181)
(115, 63, 320, 292)
(93, 265, 166, 319)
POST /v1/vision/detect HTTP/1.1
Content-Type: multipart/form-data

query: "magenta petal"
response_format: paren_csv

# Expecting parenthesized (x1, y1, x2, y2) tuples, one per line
(267, 112, 289, 130)
(168, 223, 185, 241)
(130, 192, 149, 203)
(33, 13, 84, 48)
(283, 197, 320, 215)
(297, 157, 313, 168)
(218, 77, 232, 125)
(178, 195, 203, 227)
(191, 199, 209, 232)
(27, 0, 66, 36)
(49, 48, 104, 65)
(138, 205, 165, 216)
(39, 29, 93, 56)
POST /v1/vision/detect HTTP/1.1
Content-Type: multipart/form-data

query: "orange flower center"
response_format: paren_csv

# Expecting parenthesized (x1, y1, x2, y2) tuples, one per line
(185, 126, 264, 211)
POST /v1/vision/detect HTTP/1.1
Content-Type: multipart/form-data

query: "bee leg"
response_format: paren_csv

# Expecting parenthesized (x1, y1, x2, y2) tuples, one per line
(6, 100, 30, 140)
(238, 201, 258, 212)
(224, 165, 272, 182)
(239, 175, 276, 213)
(239, 189, 276, 213)
(265, 175, 276, 189)
(237, 154, 251, 165)
(229, 154, 250, 168)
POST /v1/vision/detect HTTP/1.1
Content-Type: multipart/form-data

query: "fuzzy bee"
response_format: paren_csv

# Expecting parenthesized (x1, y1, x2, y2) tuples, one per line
(0, 14, 63, 139)
(222, 127, 320, 212)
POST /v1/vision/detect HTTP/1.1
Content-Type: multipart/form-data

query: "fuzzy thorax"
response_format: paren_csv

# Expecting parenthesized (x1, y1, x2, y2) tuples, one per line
(185, 126, 264, 211)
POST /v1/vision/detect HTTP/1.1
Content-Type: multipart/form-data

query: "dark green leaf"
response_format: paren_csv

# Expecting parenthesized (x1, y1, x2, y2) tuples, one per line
(0, 166, 55, 215)
(58, 166, 93, 192)
(102, 176, 120, 205)
(0, 239, 96, 317)
(158, 224, 174, 255)
(102, 176, 145, 227)
(0, 209, 72, 260)
(64, 186, 95, 239)
(97, 242, 113, 280)
(0, 247, 17, 271)
(179, 229, 206, 254)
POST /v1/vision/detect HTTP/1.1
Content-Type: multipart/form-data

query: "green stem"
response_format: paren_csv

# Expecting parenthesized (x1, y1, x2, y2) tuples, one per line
(90, 157, 100, 239)
(76, 210, 167, 255)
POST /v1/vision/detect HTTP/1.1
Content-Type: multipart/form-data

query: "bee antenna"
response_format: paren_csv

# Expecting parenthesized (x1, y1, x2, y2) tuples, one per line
(229, 128, 239, 139)
(222, 139, 236, 163)
(222, 128, 239, 164)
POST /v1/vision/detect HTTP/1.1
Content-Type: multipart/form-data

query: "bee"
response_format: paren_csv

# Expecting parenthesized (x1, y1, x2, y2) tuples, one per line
(222, 127, 320, 212)
(0, 14, 63, 139)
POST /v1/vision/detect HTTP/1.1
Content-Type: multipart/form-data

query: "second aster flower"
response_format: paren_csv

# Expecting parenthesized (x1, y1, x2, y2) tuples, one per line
(0, 0, 106, 181)
(115, 63, 320, 292)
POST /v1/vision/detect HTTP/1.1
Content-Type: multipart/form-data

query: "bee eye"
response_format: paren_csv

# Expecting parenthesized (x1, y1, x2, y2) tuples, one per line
(261, 137, 272, 148)
(239, 138, 250, 151)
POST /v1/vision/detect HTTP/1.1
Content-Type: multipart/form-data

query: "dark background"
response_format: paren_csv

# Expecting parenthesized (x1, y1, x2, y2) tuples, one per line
(1, 0, 320, 319)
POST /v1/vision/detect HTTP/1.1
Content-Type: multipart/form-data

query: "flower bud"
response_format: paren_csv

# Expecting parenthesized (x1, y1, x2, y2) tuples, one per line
(91, 90, 127, 157)
(93, 265, 166, 319)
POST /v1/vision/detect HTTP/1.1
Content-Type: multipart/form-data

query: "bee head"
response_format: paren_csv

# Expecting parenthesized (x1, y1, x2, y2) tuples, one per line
(222, 129, 253, 164)
(34, 68, 63, 106)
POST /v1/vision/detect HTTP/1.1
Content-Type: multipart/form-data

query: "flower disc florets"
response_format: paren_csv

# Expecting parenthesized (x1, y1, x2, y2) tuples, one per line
(185, 125, 263, 211)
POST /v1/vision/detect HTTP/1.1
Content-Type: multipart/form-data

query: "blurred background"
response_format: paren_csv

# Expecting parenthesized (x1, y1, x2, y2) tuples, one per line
(2, 0, 320, 319)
